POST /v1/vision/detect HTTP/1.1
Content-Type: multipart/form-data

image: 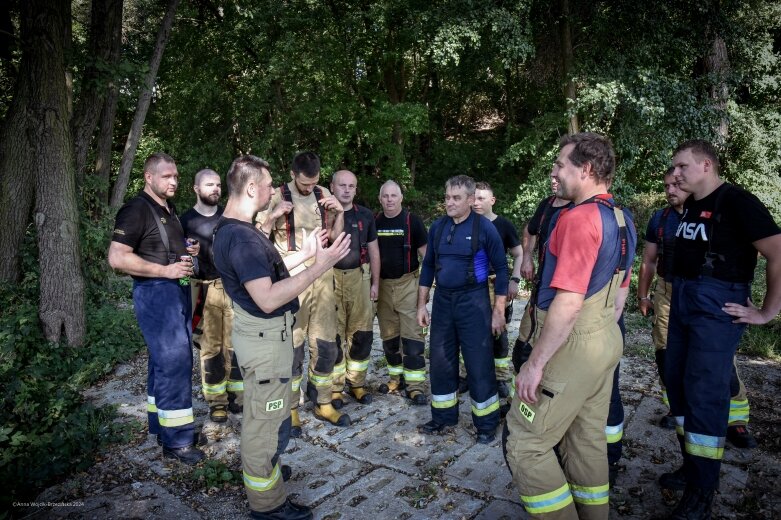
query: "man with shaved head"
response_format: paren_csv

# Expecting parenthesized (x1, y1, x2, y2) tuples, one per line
(329, 170, 380, 406)
(375, 180, 429, 404)
(181, 169, 243, 425)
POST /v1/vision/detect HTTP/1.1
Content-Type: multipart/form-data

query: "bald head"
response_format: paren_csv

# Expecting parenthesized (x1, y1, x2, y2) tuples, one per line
(331, 169, 358, 209)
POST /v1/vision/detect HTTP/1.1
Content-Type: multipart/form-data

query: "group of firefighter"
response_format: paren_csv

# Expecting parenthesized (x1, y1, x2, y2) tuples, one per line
(109, 133, 781, 520)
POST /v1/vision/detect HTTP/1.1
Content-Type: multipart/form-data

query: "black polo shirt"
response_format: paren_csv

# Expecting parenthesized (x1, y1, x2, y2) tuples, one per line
(376, 210, 428, 279)
(335, 205, 378, 270)
(112, 191, 188, 280)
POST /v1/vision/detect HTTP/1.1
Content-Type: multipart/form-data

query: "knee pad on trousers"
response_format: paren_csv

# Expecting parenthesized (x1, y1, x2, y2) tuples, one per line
(493, 332, 509, 358)
(229, 352, 242, 382)
(334, 337, 345, 365)
(314, 339, 338, 373)
(203, 354, 227, 384)
(383, 337, 402, 365)
(402, 339, 425, 369)
(292, 343, 305, 377)
(272, 414, 292, 468)
(512, 338, 533, 373)
(655, 349, 666, 387)
(306, 383, 318, 404)
(349, 330, 373, 360)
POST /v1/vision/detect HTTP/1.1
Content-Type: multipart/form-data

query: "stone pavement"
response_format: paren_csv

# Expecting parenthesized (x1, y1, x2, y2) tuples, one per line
(25, 300, 781, 519)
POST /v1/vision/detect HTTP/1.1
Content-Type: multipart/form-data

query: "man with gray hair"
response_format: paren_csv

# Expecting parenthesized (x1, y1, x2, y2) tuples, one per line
(417, 175, 509, 444)
(375, 180, 429, 404)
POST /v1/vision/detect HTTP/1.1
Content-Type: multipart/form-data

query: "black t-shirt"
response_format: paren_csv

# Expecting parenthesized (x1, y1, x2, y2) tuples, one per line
(527, 196, 572, 263)
(335, 205, 378, 270)
(212, 217, 299, 318)
(490, 215, 521, 252)
(111, 191, 188, 280)
(376, 210, 428, 279)
(673, 183, 781, 282)
(180, 206, 223, 280)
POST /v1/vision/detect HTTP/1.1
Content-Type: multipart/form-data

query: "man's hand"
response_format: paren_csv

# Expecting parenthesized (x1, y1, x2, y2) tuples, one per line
(370, 283, 379, 301)
(491, 307, 506, 336)
(723, 298, 774, 325)
(319, 195, 344, 214)
(185, 240, 200, 257)
(508, 279, 519, 301)
(300, 228, 329, 260)
(520, 257, 535, 281)
(639, 297, 652, 317)
(515, 360, 544, 404)
(270, 201, 294, 220)
(314, 231, 350, 269)
(164, 259, 194, 280)
(417, 306, 430, 327)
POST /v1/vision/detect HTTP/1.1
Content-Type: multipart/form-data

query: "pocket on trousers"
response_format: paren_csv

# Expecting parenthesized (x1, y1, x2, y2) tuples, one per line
(250, 377, 289, 419)
(537, 378, 567, 433)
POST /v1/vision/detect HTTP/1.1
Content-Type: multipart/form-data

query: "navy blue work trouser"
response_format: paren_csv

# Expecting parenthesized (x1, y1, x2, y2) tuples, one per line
(133, 278, 195, 448)
(430, 283, 499, 434)
(665, 276, 749, 491)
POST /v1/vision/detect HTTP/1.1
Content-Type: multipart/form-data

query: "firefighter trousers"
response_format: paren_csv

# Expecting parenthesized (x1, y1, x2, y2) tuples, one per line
(665, 276, 750, 491)
(192, 279, 243, 407)
(333, 266, 374, 391)
(504, 277, 622, 520)
(653, 279, 750, 425)
(292, 268, 338, 407)
(133, 278, 195, 448)
(429, 283, 499, 434)
(459, 279, 513, 383)
(377, 272, 427, 392)
(232, 306, 294, 513)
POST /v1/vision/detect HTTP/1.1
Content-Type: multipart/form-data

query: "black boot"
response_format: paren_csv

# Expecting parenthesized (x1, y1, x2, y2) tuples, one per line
(250, 498, 312, 520)
(659, 466, 687, 491)
(669, 485, 714, 520)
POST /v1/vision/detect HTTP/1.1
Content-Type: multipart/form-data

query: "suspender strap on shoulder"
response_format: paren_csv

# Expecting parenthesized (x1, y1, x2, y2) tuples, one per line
(313, 186, 328, 232)
(466, 214, 480, 284)
(140, 197, 173, 263)
(402, 209, 412, 273)
(280, 183, 296, 251)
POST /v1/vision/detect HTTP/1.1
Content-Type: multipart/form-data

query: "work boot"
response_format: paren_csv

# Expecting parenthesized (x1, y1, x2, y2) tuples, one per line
(476, 431, 496, 444)
(348, 386, 372, 404)
(209, 405, 228, 423)
(250, 498, 313, 520)
(290, 408, 302, 438)
(457, 377, 469, 395)
(378, 378, 405, 394)
(227, 394, 243, 414)
(157, 429, 205, 447)
(406, 390, 428, 406)
(659, 466, 687, 491)
(417, 420, 456, 435)
(497, 381, 510, 399)
(669, 485, 714, 520)
(726, 425, 757, 449)
(162, 445, 206, 465)
(659, 412, 677, 430)
(314, 403, 351, 427)
(331, 392, 344, 410)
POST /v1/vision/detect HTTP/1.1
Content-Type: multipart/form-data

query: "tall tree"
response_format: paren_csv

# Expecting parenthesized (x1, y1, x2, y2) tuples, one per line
(110, 0, 180, 209)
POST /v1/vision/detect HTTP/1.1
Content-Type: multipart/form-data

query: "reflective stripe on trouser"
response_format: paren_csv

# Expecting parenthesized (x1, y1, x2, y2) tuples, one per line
(429, 283, 498, 433)
(606, 316, 626, 466)
(192, 280, 243, 407)
(504, 275, 622, 520)
(291, 268, 338, 406)
(133, 278, 195, 448)
(333, 266, 374, 391)
(377, 272, 427, 393)
(665, 276, 750, 491)
(459, 281, 513, 382)
(232, 305, 293, 513)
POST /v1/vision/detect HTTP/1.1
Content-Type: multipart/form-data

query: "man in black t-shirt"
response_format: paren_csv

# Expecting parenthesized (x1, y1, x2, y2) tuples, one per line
(108, 152, 205, 465)
(660, 140, 781, 519)
(181, 169, 243, 425)
(375, 180, 429, 402)
(329, 170, 380, 406)
(213, 155, 350, 519)
(456, 181, 522, 398)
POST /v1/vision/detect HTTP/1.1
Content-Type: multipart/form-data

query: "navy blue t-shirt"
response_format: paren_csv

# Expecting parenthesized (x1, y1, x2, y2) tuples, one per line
(644, 206, 681, 282)
(420, 211, 509, 295)
(212, 217, 299, 317)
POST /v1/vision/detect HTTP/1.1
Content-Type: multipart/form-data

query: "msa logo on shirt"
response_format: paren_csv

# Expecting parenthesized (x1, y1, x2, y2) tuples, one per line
(676, 210, 709, 241)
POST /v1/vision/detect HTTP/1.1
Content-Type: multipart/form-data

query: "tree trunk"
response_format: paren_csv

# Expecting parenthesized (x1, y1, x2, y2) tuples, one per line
(22, 0, 85, 345)
(110, 0, 180, 209)
(71, 0, 124, 184)
(559, 0, 579, 134)
(706, 33, 730, 146)
(94, 0, 124, 207)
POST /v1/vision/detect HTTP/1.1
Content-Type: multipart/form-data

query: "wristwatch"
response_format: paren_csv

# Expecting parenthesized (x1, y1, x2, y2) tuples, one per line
(510, 276, 521, 283)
